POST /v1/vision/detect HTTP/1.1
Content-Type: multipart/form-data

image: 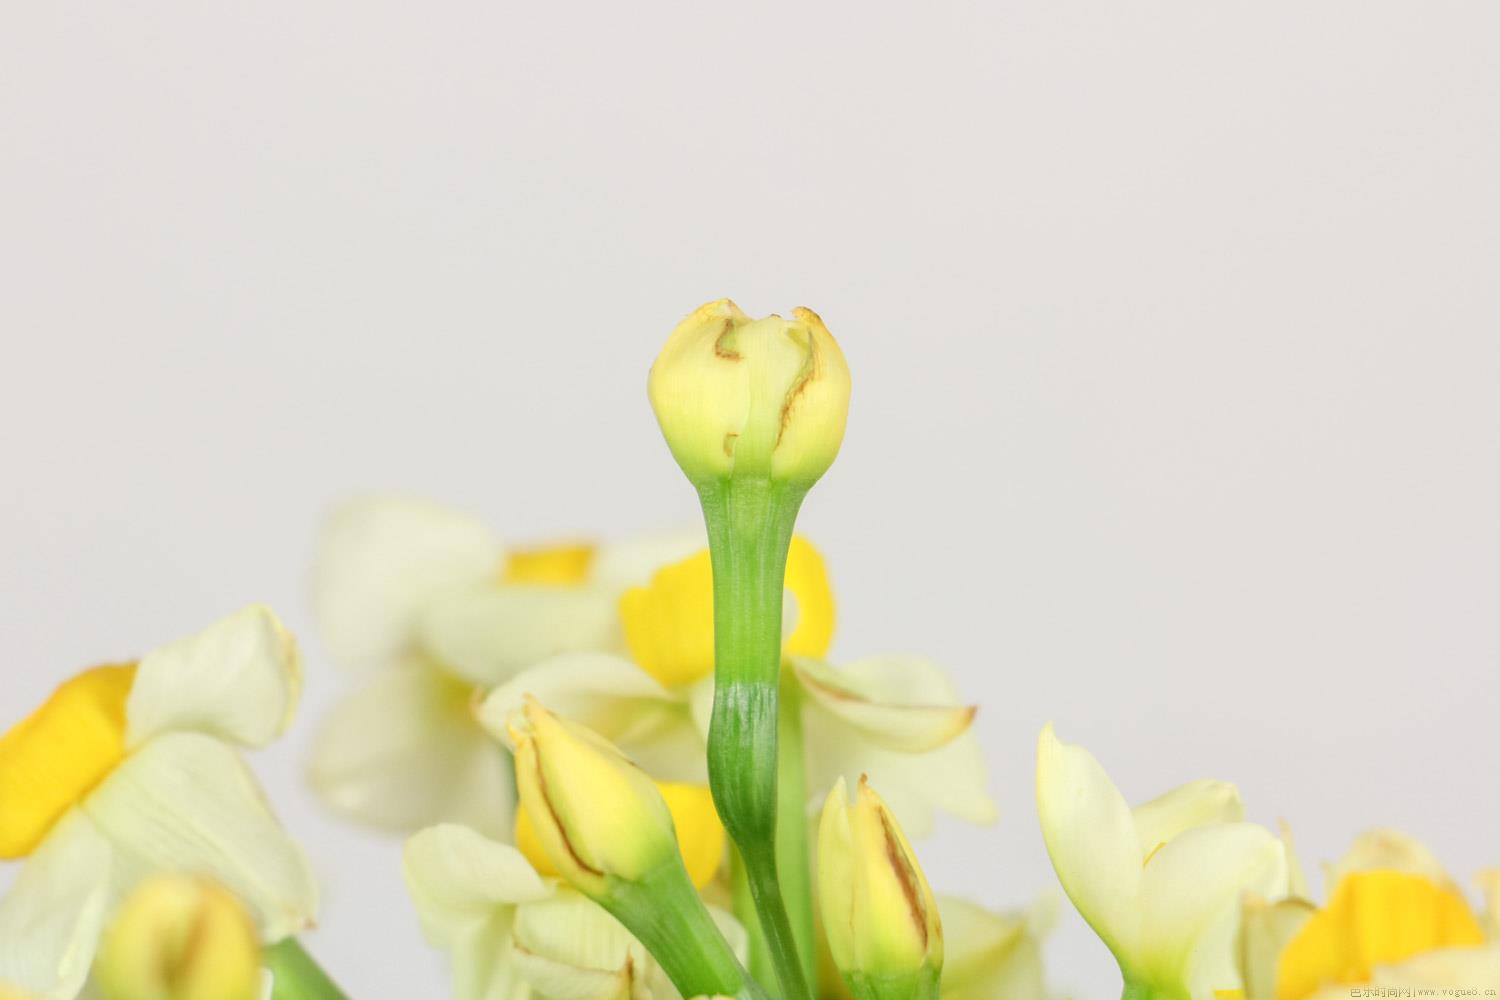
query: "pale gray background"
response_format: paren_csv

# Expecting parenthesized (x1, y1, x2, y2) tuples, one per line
(3, 2, 1498, 996)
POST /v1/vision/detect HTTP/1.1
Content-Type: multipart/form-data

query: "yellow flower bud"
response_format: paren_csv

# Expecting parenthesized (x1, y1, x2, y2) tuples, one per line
(818, 776, 943, 989)
(508, 698, 684, 895)
(95, 874, 261, 1000)
(649, 299, 851, 486)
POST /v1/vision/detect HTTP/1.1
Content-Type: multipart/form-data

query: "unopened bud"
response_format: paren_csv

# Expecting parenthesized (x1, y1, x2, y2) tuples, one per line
(818, 776, 942, 997)
(649, 299, 851, 487)
(96, 874, 261, 1000)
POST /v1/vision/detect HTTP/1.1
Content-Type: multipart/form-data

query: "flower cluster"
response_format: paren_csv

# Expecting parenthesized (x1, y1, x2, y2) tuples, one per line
(1, 299, 1492, 1000)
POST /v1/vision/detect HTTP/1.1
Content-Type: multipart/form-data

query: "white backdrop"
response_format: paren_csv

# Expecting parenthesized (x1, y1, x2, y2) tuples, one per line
(3, 3, 1498, 996)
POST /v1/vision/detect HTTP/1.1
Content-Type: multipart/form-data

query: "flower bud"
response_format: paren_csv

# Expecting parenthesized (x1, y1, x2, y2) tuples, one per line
(818, 776, 942, 996)
(508, 698, 682, 896)
(649, 299, 851, 487)
(95, 875, 261, 1000)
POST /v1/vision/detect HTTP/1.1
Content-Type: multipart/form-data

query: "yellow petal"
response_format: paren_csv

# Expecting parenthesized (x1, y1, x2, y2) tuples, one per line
(619, 536, 835, 688)
(1276, 870, 1486, 1000)
(516, 780, 724, 889)
(0, 664, 136, 859)
(504, 543, 597, 586)
(783, 537, 835, 657)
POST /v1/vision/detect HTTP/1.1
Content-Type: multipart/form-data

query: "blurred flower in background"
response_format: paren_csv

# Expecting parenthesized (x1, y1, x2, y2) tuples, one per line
(1238, 829, 1500, 998)
(0, 607, 316, 1000)
(308, 495, 703, 837)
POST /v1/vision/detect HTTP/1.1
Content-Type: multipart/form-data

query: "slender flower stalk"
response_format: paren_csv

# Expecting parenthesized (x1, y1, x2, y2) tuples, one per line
(265, 939, 350, 1000)
(649, 299, 851, 1000)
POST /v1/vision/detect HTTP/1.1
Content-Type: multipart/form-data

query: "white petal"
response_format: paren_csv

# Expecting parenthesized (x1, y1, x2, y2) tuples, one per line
(1325, 828, 1453, 888)
(1138, 822, 1288, 996)
(793, 658, 977, 753)
(401, 825, 539, 1000)
(511, 891, 646, 1000)
(402, 825, 549, 948)
(939, 896, 1051, 1000)
(82, 733, 318, 941)
(799, 656, 995, 835)
(1372, 945, 1500, 989)
(805, 706, 996, 836)
(1130, 779, 1244, 862)
(416, 587, 623, 687)
(589, 527, 707, 591)
(0, 811, 113, 1000)
(478, 654, 705, 783)
(1035, 725, 1142, 963)
(313, 496, 502, 671)
(126, 605, 302, 750)
(308, 660, 515, 838)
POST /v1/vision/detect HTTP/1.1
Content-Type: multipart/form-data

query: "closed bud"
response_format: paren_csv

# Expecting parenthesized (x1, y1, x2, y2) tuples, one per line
(649, 299, 851, 487)
(819, 776, 942, 999)
(508, 698, 681, 896)
(96, 875, 261, 1000)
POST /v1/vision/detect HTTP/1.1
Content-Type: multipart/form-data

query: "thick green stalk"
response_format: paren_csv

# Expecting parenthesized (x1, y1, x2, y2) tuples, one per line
(266, 938, 349, 1000)
(603, 860, 770, 1000)
(697, 475, 811, 1000)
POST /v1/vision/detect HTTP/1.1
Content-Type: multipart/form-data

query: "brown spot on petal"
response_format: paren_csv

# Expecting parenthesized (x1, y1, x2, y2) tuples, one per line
(532, 752, 603, 878)
(713, 317, 741, 360)
(877, 795, 928, 951)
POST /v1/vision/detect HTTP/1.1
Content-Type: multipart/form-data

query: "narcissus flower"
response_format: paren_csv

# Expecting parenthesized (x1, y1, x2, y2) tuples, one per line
(0, 607, 317, 1000)
(404, 824, 747, 1000)
(310, 495, 703, 837)
(1036, 725, 1288, 1000)
(1236, 830, 1499, 999)
(818, 776, 942, 998)
(95, 874, 261, 1000)
(649, 299, 851, 487)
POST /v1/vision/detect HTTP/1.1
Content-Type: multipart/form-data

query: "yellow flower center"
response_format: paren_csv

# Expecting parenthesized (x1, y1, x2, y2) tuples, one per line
(503, 543, 596, 586)
(0, 663, 137, 858)
(515, 780, 725, 889)
(1276, 870, 1486, 999)
(617, 536, 835, 687)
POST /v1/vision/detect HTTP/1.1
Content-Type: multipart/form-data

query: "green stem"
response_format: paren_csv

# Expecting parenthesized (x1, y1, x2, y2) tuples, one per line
(732, 847, 777, 988)
(265, 938, 349, 1000)
(603, 860, 770, 1000)
(697, 475, 811, 1000)
(776, 668, 816, 987)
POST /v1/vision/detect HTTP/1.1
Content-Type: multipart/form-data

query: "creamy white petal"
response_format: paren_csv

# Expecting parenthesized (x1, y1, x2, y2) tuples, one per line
(1138, 823, 1288, 997)
(403, 825, 549, 947)
(1325, 828, 1453, 888)
(82, 733, 318, 941)
(1130, 779, 1244, 862)
(1371, 945, 1500, 988)
(1238, 894, 1315, 1000)
(793, 658, 977, 753)
(939, 896, 1051, 1000)
(805, 706, 996, 836)
(0, 811, 113, 1000)
(314, 496, 503, 671)
(416, 587, 623, 687)
(479, 654, 705, 783)
(403, 825, 541, 1000)
(126, 605, 302, 750)
(1035, 725, 1142, 962)
(589, 527, 707, 591)
(511, 892, 649, 1000)
(309, 660, 515, 838)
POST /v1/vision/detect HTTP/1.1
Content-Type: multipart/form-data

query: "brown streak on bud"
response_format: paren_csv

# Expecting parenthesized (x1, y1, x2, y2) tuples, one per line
(879, 804, 928, 951)
(712, 317, 741, 360)
(533, 753, 603, 878)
